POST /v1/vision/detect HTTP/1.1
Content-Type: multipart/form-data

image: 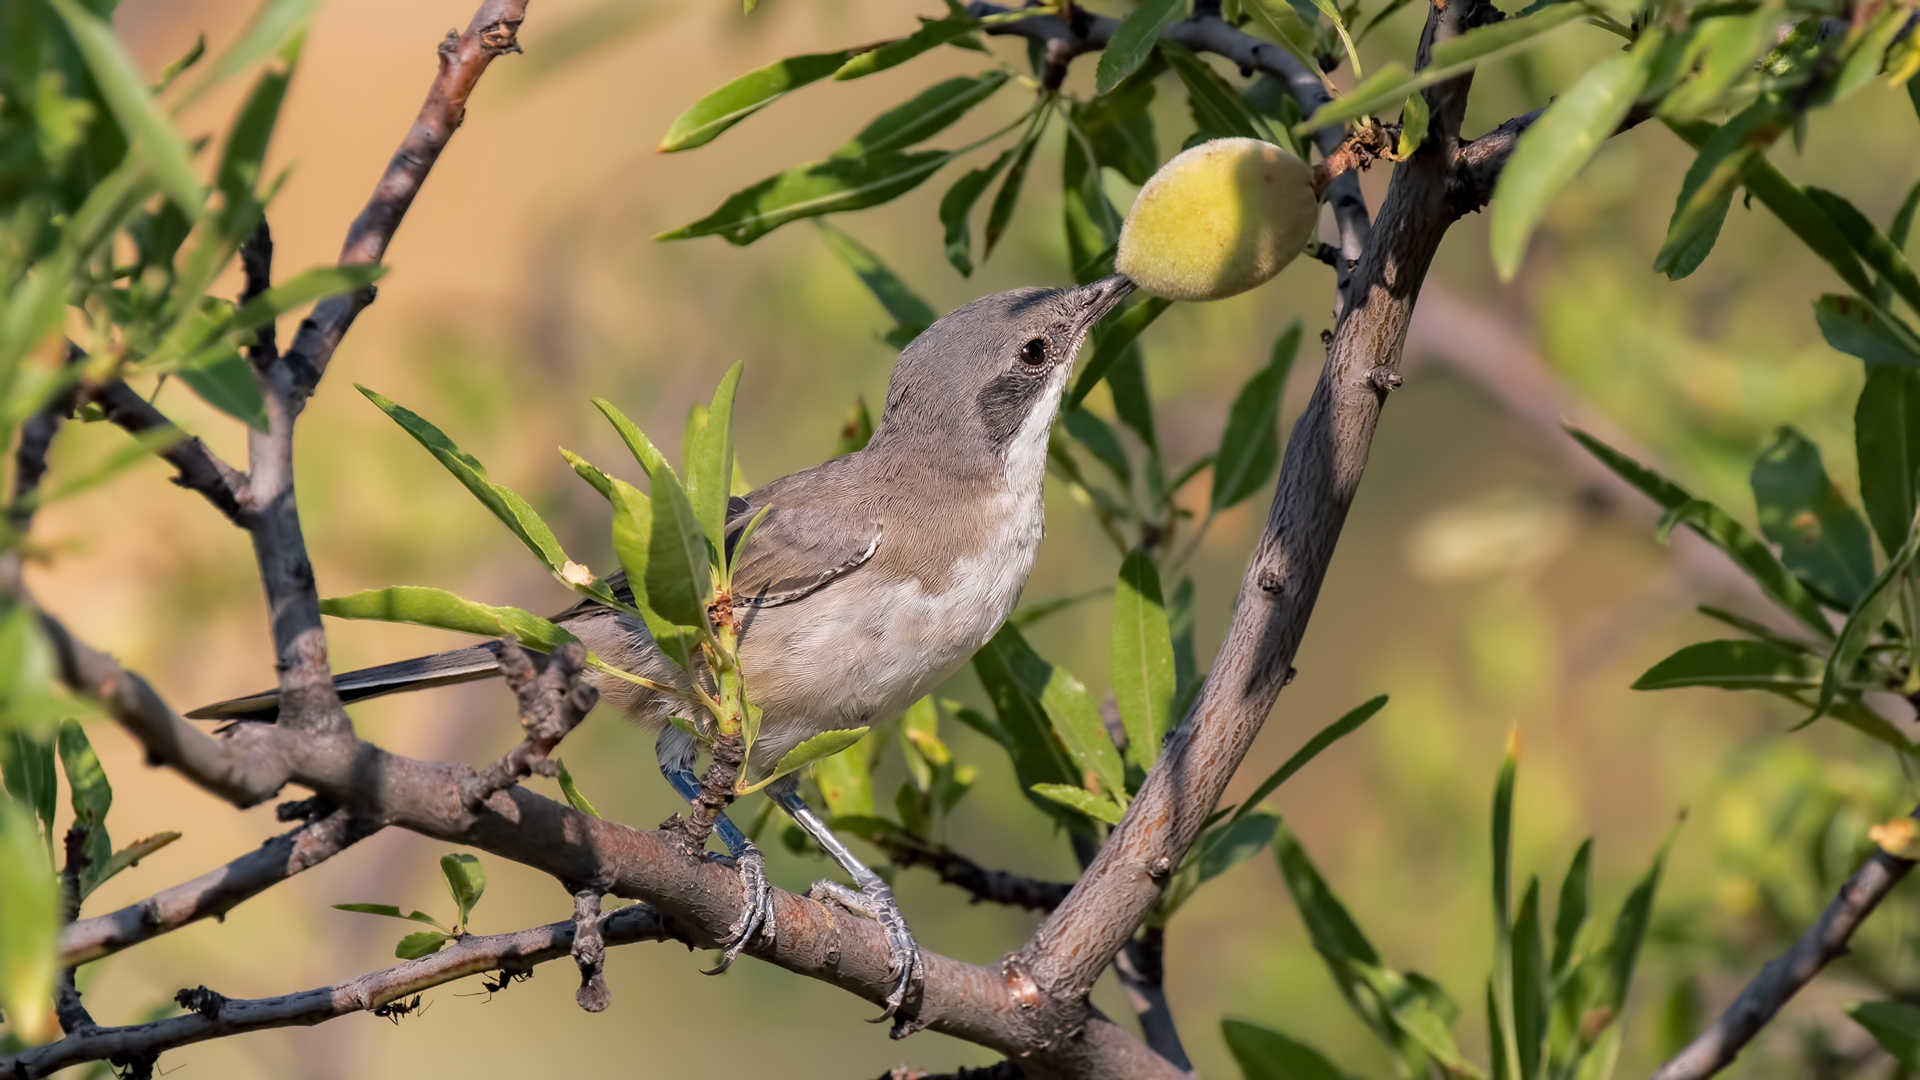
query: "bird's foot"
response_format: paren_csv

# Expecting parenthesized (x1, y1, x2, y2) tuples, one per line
(703, 843, 773, 974)
(808, 878, 923, 1025)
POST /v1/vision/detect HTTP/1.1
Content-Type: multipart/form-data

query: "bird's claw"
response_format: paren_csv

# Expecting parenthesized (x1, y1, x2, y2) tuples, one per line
(704, 844, 773, 975)
(808, 877, 923, 1026)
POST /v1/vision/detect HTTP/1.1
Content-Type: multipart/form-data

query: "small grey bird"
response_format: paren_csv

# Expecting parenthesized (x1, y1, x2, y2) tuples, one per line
(192, 273, 1137, 1018)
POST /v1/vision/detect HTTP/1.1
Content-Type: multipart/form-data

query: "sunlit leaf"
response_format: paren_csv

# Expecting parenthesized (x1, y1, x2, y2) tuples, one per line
(1097, 0, 1185, 96)
(761, 727, 872, 787)
(658, 149, 956, 246)
(394, 930, 450, 959)
(333, 903, 449, 932)
(177, 349, 267, 430)
(48, 0, 203, 212)
(1111, 549, 1175, 770)
(56, 720, 112, 892)
(812, 727, 874, 818)
(198, 0, 323, 91)
(555, 759, 600, 818)
(1632, 639, 1824, 692)
(988, 625, 1124, 799)
(643, 465, 715, 630)
(320, 586, 580, 654)
(440, 852, 485, 928)
(685, 362, 742, 552)
(836, 71, 1011, 158)
(834, 15, 980, 81)
(0, 798, 57, 1045)
(659, 51, 854, 152)
(1030, 782, 1123, 825)
(85, 832, 181, 899)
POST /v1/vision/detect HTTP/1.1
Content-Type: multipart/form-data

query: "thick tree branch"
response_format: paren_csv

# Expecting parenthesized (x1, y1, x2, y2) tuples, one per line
(280, 0, 529, 402)
(1648, 806, 1920, 1080)
(1016, 0, 1506, 1033)
(3, 903, 681, 1079)
(59, 808, 379, 967)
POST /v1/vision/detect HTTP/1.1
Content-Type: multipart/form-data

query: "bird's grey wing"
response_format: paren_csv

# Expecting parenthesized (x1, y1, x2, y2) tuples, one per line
(725, 485, 879, 609)
(186, 644, 506, 721)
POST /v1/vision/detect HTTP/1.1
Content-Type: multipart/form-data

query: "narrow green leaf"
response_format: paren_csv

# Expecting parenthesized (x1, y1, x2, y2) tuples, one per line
(1069, 297, 1172, 408)
(1632, 639, 1823, 692)
(1593, 822, 1677, 1018)
(763, 727, 872, 785)
(320, 587, 581, 654)
(1232, 696, 1386, 824)
(0, 798, 57, 1044)
(657, 149, 956, 246)
(85, 832, 181, 898)
(230, 265, 384, 338)
(815, 221, 936, 345)
(644, 466, 715, 630)
(1274, 818, 1383, 974)
(1029, 782, 1124, 825)
(1654, 106, 1786, 279)
(972, 629, 1083, 818)
(1213, 321, 1299, 510)
(1169, 576, 1198, 709)
(56, 720, 112, 890)
(440, 852, 485, 927)
(1857, 366, 1920, 556)
(1492, 735, 1521, 1080)
(1815, 293, 1920, 368)
(1164, 43, 1276, 142)
(658, 51, 854, 152)
(1568, 426, 1835, 640)
(1493, 37, 1656, 281)
(333, 903, 449, 930)
(555, 759, 600, 818)
(1062, 408, 1131, 486)
(1112, 549, 1176, 770)
(990, 625, 1125, 799)
(1750, 426, 1876, 607)
(685, 362, 742, 552)
(1221, 1019, 1346, 1080)
(560, 448, 614, 501)
(835, 15, 980, 81)
(608, 478, 694, 670)
(1550, 838, 1591, 978)
(177, 350, 267, 430)
(213, 32, 298, 214)
(1848, 1001, 1920, 1070)
(394, 931, 450, 959)
(939, 148, 1012, 277)
(1397, 90, 1430, 157)
(1807, 187, 1920, 314)
(198, 0, 322, 90)
(1307, 0, 1362, 76)
(1739, 155, 1877, 298)
(837, 71, 1011, 158)
(1074, 70, 1160, 185)
(985, 110, 1047, 259)
(1512, 879, 1548, 1080)
(1812, 525, 1920, 722)
(1097, 0, 1185, 96)
(1197, 810, 1280, 883)
(0, 733, 56, 849)
(48, 0, 203, 212)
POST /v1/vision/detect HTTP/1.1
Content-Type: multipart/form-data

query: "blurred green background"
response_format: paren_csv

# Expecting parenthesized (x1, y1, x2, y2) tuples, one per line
(27, 0, 1920, 1076)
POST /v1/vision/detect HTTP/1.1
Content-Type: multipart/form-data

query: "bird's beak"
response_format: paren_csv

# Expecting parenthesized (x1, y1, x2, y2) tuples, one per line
(1071, 273, 1137, 333)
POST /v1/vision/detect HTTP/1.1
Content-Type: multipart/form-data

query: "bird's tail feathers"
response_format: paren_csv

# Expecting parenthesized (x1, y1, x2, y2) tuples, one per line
(185, 643, 510, 721)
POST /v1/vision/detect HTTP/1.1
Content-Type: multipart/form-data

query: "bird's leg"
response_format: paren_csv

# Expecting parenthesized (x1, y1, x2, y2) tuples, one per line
(656, 729, 772, 972)
(769, 776, 923, 1024)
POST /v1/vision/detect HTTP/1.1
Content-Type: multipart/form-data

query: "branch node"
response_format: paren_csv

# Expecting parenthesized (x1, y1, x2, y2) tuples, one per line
(1368, 365, 1405, 393)
(570, 890, 611, 1013)
(175, 986, 229, 1019)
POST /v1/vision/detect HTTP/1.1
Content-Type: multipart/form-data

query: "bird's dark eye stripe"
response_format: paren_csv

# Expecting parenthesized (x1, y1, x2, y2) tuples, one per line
(1020, 337, 1048, 365)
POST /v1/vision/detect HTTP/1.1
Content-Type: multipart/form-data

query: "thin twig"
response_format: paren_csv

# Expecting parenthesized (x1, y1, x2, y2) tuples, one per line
(2, 904, 681, 1079)
(83, 381, 250, 525)
(1115, 928, 1190, 1074)
(1648, 806, 1920, 1080)
(461, 639, 598, 808)
(863, 832, 1073, 913)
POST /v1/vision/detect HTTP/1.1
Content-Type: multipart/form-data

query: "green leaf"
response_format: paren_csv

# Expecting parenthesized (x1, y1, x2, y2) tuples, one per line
(320, 587, 581, 654)
(197, 0, 322, 90)
(761, 727, 871, 786)
(1654, 6, 1779, 123)
(1856, 366, 1920, 556)
(1097, 0, 1185, 96)
(1062, 408, 1131, 486)
(55, 720, 111, 891)
(48, 0, 203, 212)
(560, 448, 614, 501)
(608, 478, 695, 670)
(1632, 639, 1823, 692)
(1, 732, 57, 850)
(1297, 3, 1584, 133)
(1197, 810, 1281, 884)
(1654, 105, 1787, 279)
(1214, 321, 1299, 510)
(1750, 427, 1876, 607)
(85, 832, 181, 899)
(213, 31, 298, 218)
(1738, 154, 1877, 299)
(1492, 36, 1657, 281)
(1164, 43, 1276, 143)
(939, 148, 1012, 277)
(394, 931, 450, 960)
(1075, 71, 1160, 185)
(1491, 736, 1521, 1080)
(1848, 1001, 1920, 1070)
(1069, 297, 1173, 408)
(989, 624, 1125, 799)
(658, 149, 956, 246)
(440, 852, 485, 928)
(333, 903, 449, 931)
(1592, 823, 1677, 1020)
(834, 15, 980, 81)
(1567, 426, 1835, 640)
(0, 798, 57, 1045)
(812, 727, 875, 818)
(972, 629, 1083, 818)
(1232, 696, 1386, 824)
(1029, 783, 1124, 825)
(1812, 525, 1920, 722)
(658, 51, 854, 152)
(1512, 878, 1548, 1080)
(1550, 838, 1591, 978)
(1221, 1019, 1347, 1080)
(177, 350, 267, 430)
(1815, 293, 1920, 368)
(1275, 819, 1381, 969)
(554, 759, 600, 818)
(1397, 90, 1430, 158)
(985, 110, 1047, 260)
(644, 465, 715, 630)
(1307, 0, 1362, 77)
(837, 71, 1011, 158)
(1112, 549, 1176, 770)
(358, 387, 598, 594)
(1807, 188, 1920, 315)
(685, 362, 742, 552)
(815, 221, 935, 347)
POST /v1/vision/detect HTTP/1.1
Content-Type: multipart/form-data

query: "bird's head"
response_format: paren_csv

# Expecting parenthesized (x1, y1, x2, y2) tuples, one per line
(872, 274, 1135, 462)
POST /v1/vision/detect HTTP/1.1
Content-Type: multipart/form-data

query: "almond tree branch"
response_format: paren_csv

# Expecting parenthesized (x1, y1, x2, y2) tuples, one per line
(3, 903, 682, 1080)
(1115, 929, 1190, 1074)
(81, 381, 250, 524)
(1648, 805, 1920, 1080)
(1016, 0, 1507, 1038)
(865, 832, 1073, 913)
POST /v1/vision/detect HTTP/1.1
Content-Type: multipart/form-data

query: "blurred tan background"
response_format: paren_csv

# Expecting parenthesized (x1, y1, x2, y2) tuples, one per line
(25, 0, 1920, 1076)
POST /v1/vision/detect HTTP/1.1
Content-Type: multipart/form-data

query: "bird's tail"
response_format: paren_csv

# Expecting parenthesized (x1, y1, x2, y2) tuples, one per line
(185, 643, 513, 721)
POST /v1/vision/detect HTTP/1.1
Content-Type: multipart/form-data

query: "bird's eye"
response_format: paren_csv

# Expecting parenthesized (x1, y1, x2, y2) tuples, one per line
(1020, 337, 1049, 366)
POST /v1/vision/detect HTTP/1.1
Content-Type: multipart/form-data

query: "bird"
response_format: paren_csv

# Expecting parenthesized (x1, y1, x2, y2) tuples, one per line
(190, 272, 1138, 1021)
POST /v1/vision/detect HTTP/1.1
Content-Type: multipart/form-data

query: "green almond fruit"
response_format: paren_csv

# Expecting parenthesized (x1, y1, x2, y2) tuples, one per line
(1116, 138, 1320, 302)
